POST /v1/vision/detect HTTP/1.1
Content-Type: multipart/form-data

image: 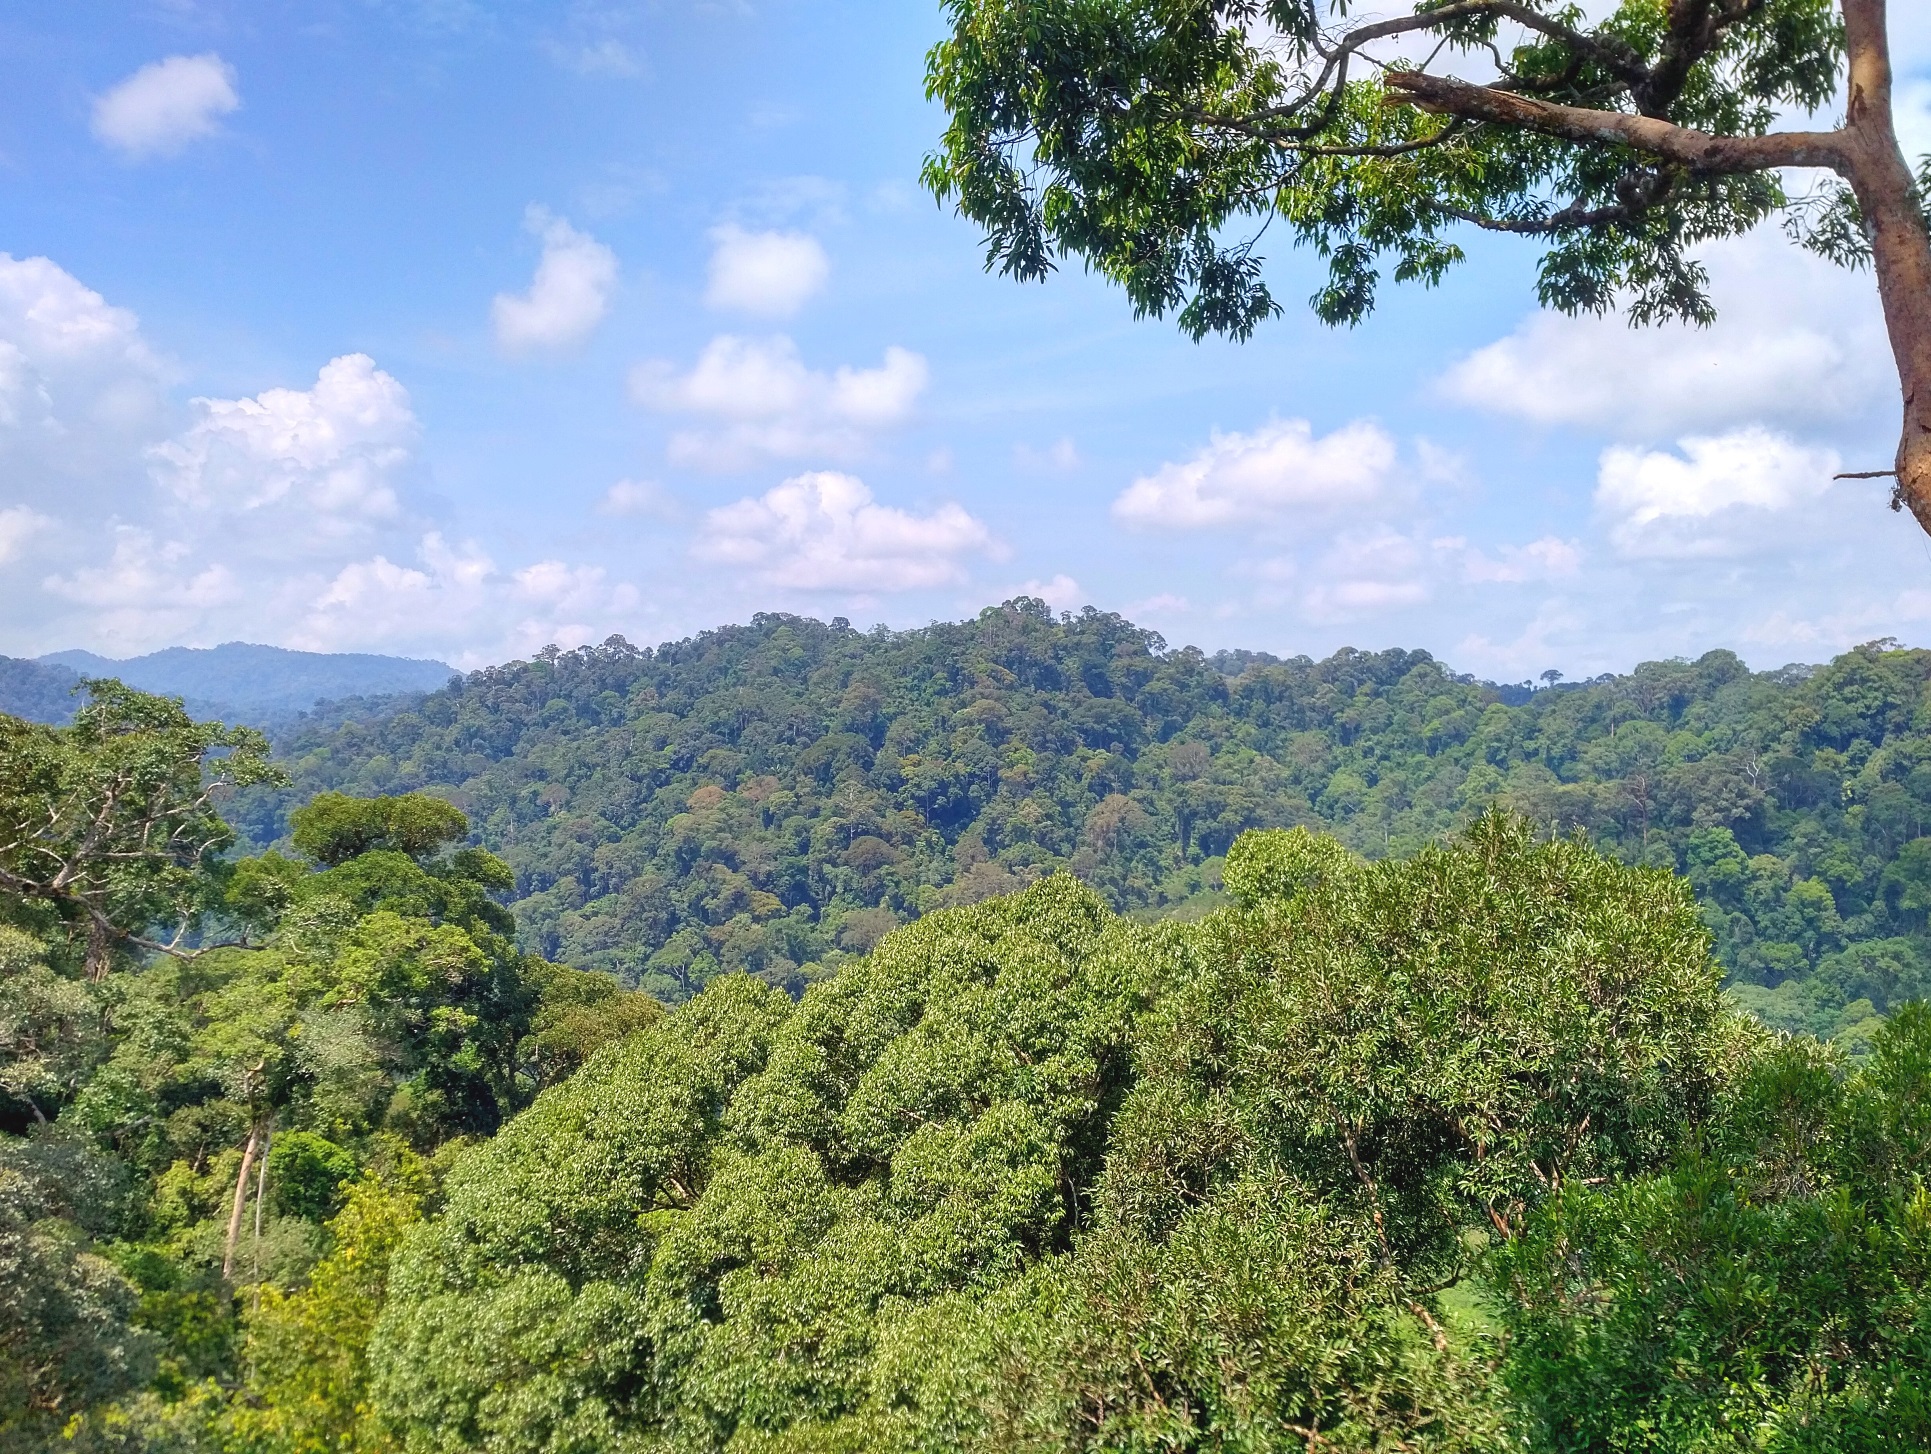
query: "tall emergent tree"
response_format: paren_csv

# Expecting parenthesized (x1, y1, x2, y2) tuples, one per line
(0, 682, 280, 979)
(925, 0, 1931, 527)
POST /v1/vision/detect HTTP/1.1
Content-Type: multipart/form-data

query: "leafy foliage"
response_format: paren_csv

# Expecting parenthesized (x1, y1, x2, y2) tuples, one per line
(370, 815, 1742, 1453)
(0, 682, 281, 978)
(9, 663, 1931, 1448)
(918, 0, 1887, 339)
(0, 684, 656, 1452)
(1494, 1004, 1931, 1448)
(243, 612, 1931, 1048)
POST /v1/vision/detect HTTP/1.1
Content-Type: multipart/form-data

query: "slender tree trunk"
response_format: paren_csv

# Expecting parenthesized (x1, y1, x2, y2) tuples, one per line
(1837, 0, 1931, 532)
(252, 1126, 272, 1303)
(222, 1123, 261, 1280)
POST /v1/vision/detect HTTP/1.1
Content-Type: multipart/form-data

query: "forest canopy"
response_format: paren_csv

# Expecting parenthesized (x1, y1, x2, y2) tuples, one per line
(241, 604, 1931, 1052)
(6, 619, 1931, 1449)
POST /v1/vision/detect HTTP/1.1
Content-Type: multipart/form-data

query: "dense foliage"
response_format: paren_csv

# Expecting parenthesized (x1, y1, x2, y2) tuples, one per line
(1496, 1006, 1931, 1447)
(0, 689, 654, 1453)
(368, 816, 1744, 1453)
(5, 674, 1929, 1449)
(242, 605, 1931, 1050)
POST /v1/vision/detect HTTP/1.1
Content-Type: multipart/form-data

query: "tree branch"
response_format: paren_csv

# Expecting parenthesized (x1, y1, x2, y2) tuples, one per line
(1385, 71, 1846, 173)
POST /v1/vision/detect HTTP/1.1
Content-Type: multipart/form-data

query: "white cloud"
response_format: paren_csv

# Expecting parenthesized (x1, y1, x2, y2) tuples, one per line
(0, 508, 52, 565)
(693, 471, 995, 591)
(149, 353, 416, 547)
(704, 225, 829, 318)
(1455, 602, 1588, 681)
(46, 528, 239, 611)
(0, 247, 648, 661)
(1125, 592, 1189, 617)
(1113, 418, 1396, 530)
(294, 535, 638, 663)
(596, 479, 678, 518)
(1595, 427, 1840, 557)
(1301, 530, 1429, 621)
(548, 38, 643, 77)
(1456, 535, 1584, 584)
(632, 335, 927, 469)
(1010, 574, 1082, 610)
(503, 559, 639, 657)
(297, 533, 494, 653)
(1437, 233, 1889, 439)
(43, 528, 243, 653)
(92, 54, 239, 159)
(1014, 437, 1081, 473)
(0, 253, 171, 502)
(492, 208, 618, 355)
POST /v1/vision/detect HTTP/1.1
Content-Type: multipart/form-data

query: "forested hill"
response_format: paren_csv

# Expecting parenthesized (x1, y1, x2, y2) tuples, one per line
(234, 600, 1931, 1048)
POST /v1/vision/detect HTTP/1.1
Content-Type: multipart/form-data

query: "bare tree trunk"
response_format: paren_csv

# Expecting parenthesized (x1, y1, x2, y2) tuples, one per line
(222, 1124, 261, 1280)
(1838, 0, 1931, 532)
(84, 915, 114, 985)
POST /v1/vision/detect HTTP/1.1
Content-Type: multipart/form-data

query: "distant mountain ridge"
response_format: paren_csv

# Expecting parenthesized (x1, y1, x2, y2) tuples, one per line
(1, 643, 456, 726)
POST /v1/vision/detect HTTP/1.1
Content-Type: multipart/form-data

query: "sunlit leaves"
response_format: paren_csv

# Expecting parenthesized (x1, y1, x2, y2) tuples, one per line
(926, 0, 1847, 331)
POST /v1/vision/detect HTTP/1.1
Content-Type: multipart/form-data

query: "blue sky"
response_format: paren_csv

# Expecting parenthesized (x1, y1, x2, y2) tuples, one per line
(3, 1, 1930, 678)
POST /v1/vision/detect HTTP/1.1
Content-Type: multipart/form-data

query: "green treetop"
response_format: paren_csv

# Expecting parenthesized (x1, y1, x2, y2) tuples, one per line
(0, 681, 280, 979)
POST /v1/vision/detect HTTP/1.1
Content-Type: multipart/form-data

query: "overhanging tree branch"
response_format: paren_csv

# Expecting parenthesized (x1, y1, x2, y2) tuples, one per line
(1384, 70, 1846, 172)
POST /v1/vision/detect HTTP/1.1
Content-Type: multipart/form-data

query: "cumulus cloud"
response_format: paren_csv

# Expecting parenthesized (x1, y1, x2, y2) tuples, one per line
(288, 534, 637, 662)
(1301, 530, 1430, 621)
(704, 225, 830, 317)
(297, 533, 495, 652)
(0, 248, 646, 661)
(1112, 418, 1396, 530)
(596, 479, 678, 518)
(1009, 574, 1083, 611)
(43, 528, 243, 653)
(492, 208, 619, 355)
(0, 507, 52, 565)
(1455, 535, 1584, 584)
(1437, 233, 1888, 439)
(149, 353, 417, 548)
(693, 471, 995, 591)
(0, 253, 171, 502)
(1595, 427, 1840, 557)
(1014, 437, 1081, 473)
(632, 335, 928, 470)
(92, 54, 239, 159)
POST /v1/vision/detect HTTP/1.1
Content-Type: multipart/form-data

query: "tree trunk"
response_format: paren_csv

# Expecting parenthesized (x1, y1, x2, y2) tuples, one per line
(1837, 0, 1931, 533)
(222, 1124, 261, 1280)
(84, 915, 114, 985)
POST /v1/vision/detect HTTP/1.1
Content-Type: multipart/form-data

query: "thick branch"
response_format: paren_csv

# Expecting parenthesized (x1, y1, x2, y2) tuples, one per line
(1385, 71, 1845, 172)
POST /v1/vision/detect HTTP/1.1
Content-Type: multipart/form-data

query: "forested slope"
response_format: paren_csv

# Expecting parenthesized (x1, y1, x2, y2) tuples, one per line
(235, 600, 1931, 1048)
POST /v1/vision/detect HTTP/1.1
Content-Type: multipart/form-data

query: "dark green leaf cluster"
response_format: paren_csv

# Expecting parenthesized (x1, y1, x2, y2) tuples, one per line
(1496, 1004, 1931, 1448)
(0, 681, 282, 975)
